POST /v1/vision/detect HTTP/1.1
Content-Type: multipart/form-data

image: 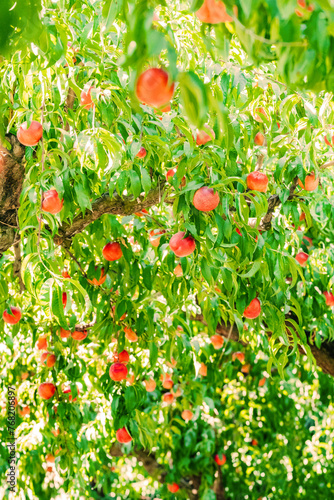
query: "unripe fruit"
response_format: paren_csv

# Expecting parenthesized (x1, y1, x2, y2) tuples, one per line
(116, 427, 132, 443)
(38, 383, 56, 400)
(71, 329, 87, 341)
(297, 172, 319, 191)
(144, 378, 156, 392)
(199, 363, 207, 376)
(210, 335, 224, 349)
(87, 267, 106, 286)
(169, 231, 196, 257)
(214, 453, 226, 466)
(193, 186, 220, 212)
(323, 291, 334, 306)
(181, 410, 193, 421)
(196, 126, 215, 145)
(247, 171, 269, 192)
(243, 298, 261, 319)
(36, 335, 48, 350)
(3, 306, 22, 324)
(136, 68, 174, 108)
(196, 0, 232, 24)
(42, 190, 64, 214)
(103, 242, 123, 261)
(60, 327, 71, 339)
(40, 352, 56, 368)
(232, 352, 245, 363)
(109, 362, 128, 381)
(80, 88, 94, 109)
(17, 120, 43, 146)
(254, 132, 265, 146)
(124, 327, 138, 342)
(295, 252, 309, 266)
(149, 229, 165, 247)
(167, 483, 180, 493)
(163, 392, 174, 404)
(174, 264, 183, 277)
(136, 147, 147, 158)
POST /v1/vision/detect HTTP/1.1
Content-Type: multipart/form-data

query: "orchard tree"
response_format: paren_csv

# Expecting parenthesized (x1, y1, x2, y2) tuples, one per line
(1, 0, 334, 499)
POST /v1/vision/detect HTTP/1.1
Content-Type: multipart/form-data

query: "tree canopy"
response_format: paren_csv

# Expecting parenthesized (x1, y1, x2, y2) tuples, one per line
(1, 1, 334, 499)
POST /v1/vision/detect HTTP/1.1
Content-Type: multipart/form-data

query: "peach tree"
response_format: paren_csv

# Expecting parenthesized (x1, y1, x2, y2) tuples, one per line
(1, 0, 334, 499)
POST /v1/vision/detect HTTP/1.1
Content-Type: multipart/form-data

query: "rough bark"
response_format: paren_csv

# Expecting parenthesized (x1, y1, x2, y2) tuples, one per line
(54, 180, 165, 245)
(195, 314, 334, 377)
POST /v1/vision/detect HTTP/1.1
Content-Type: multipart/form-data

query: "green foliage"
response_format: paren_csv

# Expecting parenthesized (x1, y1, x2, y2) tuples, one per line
(1, 0, 334, 499)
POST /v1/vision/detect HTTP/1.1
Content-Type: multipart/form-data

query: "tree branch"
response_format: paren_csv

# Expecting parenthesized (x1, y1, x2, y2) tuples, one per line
(259, 177, 299, 231)
(54, 180, 165, 245)
(194, 314, 334, 377)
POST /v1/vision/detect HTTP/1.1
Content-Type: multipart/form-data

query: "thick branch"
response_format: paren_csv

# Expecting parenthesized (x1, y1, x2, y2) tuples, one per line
(195, 314, 334, 377)
(54, 180, 165, 245)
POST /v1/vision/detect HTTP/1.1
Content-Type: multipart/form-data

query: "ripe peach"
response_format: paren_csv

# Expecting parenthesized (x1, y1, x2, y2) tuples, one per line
(241, 363, 251, 374)
(195, 126, 215, 145)
(127, 374, 135, 384)
(136, 147, 147, 158)
(144, 378, 156, 392)
(103, 242, 123, 261)
(243, 298, 261, 319)
(134, 208, 149, 217)
(254, 132, 265, 146)
(18, 405, 30, 417)
(17, 120, 43, 146)
(109, 362, 128, 381)
(210, 335, 224, 349)
(193, 186, 220, 212)
(21, 372, 29, 380)
(42, 190, 63, 214)
(60, 327, 71, 339)
(174, 264, 183, 277)
(162, 375, 174, 390)
(38, 383, 56, 400)
(163, 392, 174, 404)
(46, 454, 55, 463)
(115, 349, 130, 364)
(323, 291, 334, 306)
(232, 352, 245, 363)
(116, 427, 132, 443)
(80, 88, 94, 109)
(258, 377, 266, 387)
(199, 363, 207, 376)
(167, 483, 180, 493)
(181, 410, 193, 421)
(62, 270, 70, 278)
(196, 0, 233, 23)
(299, 212, 306, 221)
(247, 171, 269, 192)
(251, 439, 258, 446)
(3, 306, 22, 324)
(214, 453, 226, 466)
(71, 329, 87, 341)
(36, 335, 48, 350)
(149, 229, 166, 247)
(124, 327, 138, 342)
(51, 428, 60, 437)
(40, 352, 56, 368)
(169, 231, 196, 257)
(62, 291, 67, 308)
(166, 167, 186, 187)
(136, 68, 174, 108)
(297, 172, 318, 191)
(295, 252, 308, 266)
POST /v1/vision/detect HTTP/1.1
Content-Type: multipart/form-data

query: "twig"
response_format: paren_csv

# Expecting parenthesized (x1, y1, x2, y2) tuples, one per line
(255, 153, 265, 172)
(319, 160, 334, 170)
(62, 246, 88, 278)
(37, 99, 46, 250)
